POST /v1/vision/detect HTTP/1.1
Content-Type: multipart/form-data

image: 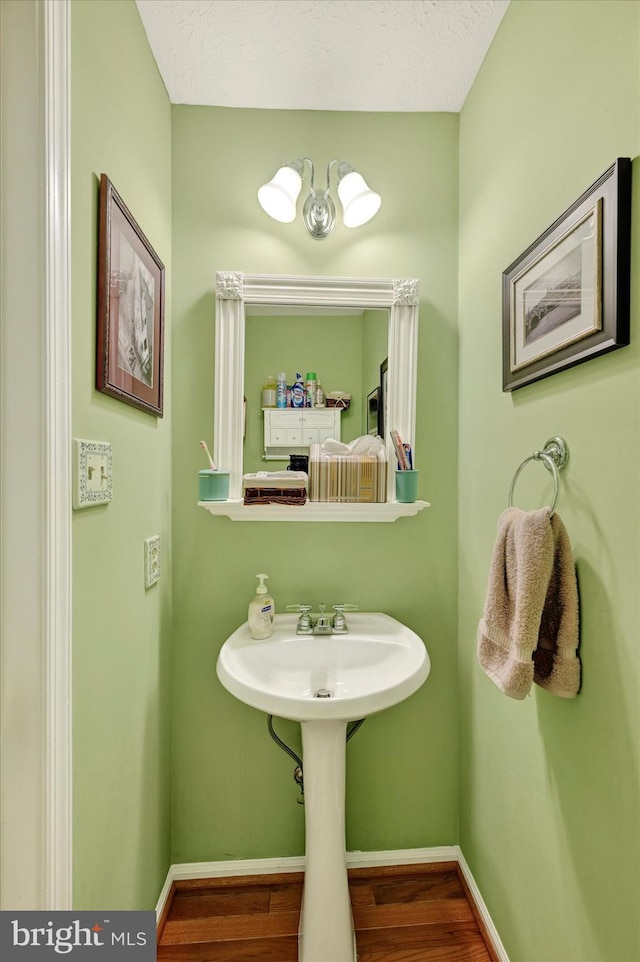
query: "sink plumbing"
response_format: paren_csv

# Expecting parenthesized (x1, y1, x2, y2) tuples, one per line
(267, 714, 365, 805)
(286, 603, 358, 635)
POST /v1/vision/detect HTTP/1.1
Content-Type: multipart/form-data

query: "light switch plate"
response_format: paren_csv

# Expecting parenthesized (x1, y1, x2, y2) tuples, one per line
(144, 536, 160, 588)
(73, 439, 113, 509)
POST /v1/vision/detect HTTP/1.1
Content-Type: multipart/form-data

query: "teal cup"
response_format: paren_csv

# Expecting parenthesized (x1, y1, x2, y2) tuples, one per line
(395, 469, 419, 503)
(198, 469, 230, 501)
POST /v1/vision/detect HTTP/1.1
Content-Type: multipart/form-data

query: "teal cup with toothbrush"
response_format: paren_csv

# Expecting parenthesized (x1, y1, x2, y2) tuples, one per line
(395, 469, 419, 503)
(199, 469, 230, 501)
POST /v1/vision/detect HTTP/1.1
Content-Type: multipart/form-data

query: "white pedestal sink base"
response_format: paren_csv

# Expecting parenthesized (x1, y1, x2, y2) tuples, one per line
(298, 720, 355, 962)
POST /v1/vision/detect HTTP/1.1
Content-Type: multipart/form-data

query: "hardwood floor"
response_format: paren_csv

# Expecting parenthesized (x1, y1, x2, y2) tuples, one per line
(157, 862, 500, 962)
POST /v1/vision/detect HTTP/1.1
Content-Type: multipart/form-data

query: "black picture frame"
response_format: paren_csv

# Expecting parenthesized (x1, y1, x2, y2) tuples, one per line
(379, 356, 388, 439)
(502, 158, 631, 392)
(97, 174, 165, 416)
(367, 387, 380, 436)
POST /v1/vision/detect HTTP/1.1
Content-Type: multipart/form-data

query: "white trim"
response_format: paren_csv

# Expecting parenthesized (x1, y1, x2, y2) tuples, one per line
(43, 0, 72, 910)
(0, 0, 72, 910)
(346, 846, 458, 868)
(456, 846, 510, 962)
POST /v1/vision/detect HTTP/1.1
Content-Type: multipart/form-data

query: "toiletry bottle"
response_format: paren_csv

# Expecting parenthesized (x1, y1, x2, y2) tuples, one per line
(262, 376, 277, 408)
(291, 373, 305, 408)
(248, 573, 275, 639)
(305, 372, 317, 408)
(276, 372, 287, 408)
(315, 381, 325, 407)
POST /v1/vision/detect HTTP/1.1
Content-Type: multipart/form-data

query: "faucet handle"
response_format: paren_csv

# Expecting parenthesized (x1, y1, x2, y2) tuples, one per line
(332, 604, 358, 632)
(286, 604, 313, 632)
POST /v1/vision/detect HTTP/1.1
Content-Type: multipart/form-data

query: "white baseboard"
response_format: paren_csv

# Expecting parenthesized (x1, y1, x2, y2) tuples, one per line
(456, 846, 510, 962)
(156, 845, 508, 961)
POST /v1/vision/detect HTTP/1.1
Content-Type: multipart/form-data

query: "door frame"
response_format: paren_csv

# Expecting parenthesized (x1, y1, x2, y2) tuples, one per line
(0, 0, 72, 909)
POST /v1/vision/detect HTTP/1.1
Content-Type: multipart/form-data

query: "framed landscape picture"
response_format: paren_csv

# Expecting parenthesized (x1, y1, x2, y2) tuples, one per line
(97, 174, 165, 416)
(502, 158, 631, 391)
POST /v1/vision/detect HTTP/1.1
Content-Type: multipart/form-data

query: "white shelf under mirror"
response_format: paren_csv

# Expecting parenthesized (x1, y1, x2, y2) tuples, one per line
(209, 271, 424, 523)
(199, 500, 430, 522)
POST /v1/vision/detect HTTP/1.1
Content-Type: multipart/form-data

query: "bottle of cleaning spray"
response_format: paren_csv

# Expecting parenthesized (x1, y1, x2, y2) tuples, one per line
(248, 573, 275, 639)
(291, 373, 305, 408)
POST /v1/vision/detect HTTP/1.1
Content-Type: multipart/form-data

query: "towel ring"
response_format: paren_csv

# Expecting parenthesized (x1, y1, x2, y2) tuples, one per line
(508, 437, 569, 515)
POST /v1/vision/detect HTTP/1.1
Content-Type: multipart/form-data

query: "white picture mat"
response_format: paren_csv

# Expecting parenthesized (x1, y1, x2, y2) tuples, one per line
(511, 200, 602, 372)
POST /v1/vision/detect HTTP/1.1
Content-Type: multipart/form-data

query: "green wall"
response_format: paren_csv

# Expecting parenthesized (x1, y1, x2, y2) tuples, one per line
(458, 2, 640, 960)
(71, 0, 173, 909)
(171, 107, 460, 862)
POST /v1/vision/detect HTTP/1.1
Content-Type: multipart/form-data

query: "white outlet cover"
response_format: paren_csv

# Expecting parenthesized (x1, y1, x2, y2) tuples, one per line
(145, 536, 160, 588)
(73, 438, 113, 509)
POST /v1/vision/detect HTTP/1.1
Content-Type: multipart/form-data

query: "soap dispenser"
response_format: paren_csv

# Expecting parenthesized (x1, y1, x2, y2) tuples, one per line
(248, 573, 275, 640)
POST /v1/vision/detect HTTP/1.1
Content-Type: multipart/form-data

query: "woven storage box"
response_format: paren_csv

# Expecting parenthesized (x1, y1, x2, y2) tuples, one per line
(242, 471, 307, 506)
(308, 444, 387, 503)
(325, 396, 351, 410)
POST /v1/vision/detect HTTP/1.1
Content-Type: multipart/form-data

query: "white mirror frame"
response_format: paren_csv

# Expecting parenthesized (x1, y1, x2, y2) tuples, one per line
(206, 271, 428, 521)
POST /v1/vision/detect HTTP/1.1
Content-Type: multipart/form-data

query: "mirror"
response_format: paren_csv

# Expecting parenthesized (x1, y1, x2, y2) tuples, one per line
(214, 272, 419, 502)
(243, 306, 389, 474)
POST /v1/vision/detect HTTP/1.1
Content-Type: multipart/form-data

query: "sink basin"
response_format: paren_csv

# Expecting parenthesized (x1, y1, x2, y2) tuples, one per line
(216, 611, 430, 722)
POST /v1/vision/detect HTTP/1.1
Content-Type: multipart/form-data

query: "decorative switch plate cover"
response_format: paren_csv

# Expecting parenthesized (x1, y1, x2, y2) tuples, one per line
(144, 536, 160, 588)
(72, 438, 113, 509)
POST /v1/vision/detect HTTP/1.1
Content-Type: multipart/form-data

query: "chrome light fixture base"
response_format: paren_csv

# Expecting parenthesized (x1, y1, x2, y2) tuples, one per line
(302, 189, 336, 239)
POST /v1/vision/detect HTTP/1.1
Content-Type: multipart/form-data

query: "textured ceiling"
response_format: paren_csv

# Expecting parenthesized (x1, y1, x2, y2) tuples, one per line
(135, 0, 510, 112)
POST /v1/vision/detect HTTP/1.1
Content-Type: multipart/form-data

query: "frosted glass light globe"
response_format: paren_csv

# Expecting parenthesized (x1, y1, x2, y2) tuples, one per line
(258, 165, 303, 223)
(337, 171, 382, 228)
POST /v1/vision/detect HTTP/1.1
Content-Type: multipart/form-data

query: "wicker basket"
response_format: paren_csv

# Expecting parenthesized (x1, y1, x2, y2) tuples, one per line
(325, 396, 351, 410)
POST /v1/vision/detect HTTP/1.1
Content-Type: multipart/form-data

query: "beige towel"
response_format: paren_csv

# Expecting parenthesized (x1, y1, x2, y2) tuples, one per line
(477, 507, 580, 699)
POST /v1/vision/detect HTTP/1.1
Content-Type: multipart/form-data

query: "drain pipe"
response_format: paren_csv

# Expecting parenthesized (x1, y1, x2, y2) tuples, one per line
(267, 715, 366, 805)
(267, 715, 305, 804)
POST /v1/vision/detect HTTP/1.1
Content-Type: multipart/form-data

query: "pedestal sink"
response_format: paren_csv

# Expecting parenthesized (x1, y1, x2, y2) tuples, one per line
(216, 612, 430, 962)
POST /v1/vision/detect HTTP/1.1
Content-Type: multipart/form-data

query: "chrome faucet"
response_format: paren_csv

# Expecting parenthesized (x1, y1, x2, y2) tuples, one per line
(314, 603, 333, 634)
(287, 603, 358, 635)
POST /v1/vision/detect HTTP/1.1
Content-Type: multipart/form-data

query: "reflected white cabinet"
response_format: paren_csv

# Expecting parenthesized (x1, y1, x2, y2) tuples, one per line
(263, 407, 341, 460)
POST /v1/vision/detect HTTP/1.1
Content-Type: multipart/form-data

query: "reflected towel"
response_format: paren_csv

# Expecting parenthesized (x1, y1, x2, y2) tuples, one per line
(477, 507, 580, 699)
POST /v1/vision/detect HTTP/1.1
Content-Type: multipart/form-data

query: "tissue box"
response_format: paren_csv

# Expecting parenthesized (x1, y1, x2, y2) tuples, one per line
(242, 471, 307, 506)
(308, 444, 387, 503)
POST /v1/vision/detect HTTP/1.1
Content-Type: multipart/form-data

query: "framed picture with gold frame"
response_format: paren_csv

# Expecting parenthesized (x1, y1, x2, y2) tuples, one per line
(503, 158, 631, 391)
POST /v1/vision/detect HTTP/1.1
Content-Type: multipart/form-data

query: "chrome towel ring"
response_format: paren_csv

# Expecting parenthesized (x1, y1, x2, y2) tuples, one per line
(508, 437, 569, 515)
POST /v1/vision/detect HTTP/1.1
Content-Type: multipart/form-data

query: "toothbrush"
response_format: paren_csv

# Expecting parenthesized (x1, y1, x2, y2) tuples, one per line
(199, 440, 217, 471)
(390, 429, 408, 470)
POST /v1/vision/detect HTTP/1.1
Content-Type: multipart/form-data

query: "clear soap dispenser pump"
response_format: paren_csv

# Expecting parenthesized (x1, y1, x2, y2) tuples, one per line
(248, 573, 275, 640)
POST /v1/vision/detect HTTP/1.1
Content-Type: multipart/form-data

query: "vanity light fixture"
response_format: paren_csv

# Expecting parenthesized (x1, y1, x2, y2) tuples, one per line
(258, 158, 381, 239)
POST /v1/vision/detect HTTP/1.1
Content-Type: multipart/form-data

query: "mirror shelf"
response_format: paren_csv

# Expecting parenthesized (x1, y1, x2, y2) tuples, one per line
(198, 499, 429, 522)
(209, 271, 426, 523)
